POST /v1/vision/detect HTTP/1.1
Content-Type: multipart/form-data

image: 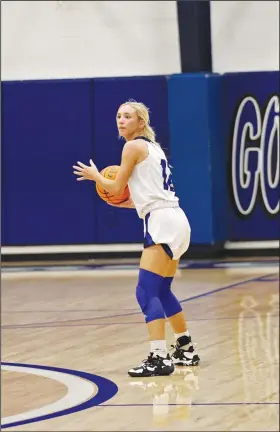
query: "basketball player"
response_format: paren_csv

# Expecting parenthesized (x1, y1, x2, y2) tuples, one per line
(73, 101, 200, 377)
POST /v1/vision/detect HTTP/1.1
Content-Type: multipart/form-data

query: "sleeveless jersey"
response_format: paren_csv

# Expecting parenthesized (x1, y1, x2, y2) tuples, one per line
(128, 137, 179, 219)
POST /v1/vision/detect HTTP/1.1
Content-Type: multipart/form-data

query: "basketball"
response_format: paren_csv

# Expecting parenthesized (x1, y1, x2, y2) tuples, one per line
(96, 165, 130, 204)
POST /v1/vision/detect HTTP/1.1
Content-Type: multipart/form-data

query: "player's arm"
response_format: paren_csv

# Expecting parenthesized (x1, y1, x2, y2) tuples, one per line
(73, 141, 139, 194)
(99, 141, 138, 195)
(107, 194, 135, 208)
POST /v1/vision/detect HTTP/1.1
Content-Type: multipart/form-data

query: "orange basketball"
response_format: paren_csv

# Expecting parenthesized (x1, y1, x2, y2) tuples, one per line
(96, 165, 130, 204)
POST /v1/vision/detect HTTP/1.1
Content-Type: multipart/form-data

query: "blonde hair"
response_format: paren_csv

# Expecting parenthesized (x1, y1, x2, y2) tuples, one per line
(119, 100, 158, 143)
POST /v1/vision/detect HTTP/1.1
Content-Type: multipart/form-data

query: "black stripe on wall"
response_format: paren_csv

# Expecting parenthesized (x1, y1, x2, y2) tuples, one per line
(177, 0, 212, 73)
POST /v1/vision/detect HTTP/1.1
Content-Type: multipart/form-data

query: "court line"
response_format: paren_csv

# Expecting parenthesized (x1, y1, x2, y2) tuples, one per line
(2, 259, 278, 273)
(179, 273, 278, 304)
(2, 273, 279, 428)
(0, 311, 142, 329)
(1, 364, 96, 425)
(1, 272, 278, 330)
(1, 362, 118, 429)
(1, 314, 279, 330)
(100, 402, 279, 407)
(2, 308, 139, 313)
(3, 272, 278, 317)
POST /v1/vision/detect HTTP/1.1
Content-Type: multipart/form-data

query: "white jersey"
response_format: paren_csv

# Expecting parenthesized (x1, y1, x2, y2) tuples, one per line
(128, 138, 179, 219)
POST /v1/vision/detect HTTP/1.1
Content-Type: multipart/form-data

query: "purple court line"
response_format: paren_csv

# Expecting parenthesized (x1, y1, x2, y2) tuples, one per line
(1, 314, 279, 330)
(2, 272, 278, 319)
(3, 273, 278, 318)
(1, 308, 139, 314)
(11, 310, 145, 327)
(100, 402, 279, 407)
(1, 272, 278, 330)
(179, 272, 278, 304)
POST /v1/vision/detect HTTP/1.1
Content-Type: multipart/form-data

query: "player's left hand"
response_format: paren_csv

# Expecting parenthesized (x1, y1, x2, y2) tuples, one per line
(73, 160, 98, 181)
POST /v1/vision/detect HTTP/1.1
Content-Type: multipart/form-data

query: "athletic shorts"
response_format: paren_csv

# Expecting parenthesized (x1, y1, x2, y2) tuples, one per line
(143, 207, 191, 260)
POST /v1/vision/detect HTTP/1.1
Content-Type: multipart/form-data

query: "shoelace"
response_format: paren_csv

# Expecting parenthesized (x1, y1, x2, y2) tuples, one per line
(142, 352, 167, 366)
(142, 353, 156, 365)
(170, 343, 197, 354)
(170, 344, 179, 353)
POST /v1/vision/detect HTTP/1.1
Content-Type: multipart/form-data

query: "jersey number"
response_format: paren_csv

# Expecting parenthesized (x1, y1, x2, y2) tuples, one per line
(160, 159, 175, 192)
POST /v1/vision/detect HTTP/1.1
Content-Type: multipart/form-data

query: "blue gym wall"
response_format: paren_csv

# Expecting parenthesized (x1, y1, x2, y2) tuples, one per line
(1, 71, 279, 246)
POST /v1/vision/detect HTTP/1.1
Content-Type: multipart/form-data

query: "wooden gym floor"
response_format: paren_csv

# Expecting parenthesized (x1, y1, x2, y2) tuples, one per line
(1, 258, 279, 431)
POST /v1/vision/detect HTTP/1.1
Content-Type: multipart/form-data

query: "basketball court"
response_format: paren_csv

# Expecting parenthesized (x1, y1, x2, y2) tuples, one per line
(1, 258, 279, 431)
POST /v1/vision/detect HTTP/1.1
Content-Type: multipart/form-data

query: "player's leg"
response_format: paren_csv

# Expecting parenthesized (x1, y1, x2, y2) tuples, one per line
(139, 244, 169, 342)
(162, 258, 200, 366)
(128, 244, 174, 377)
(161, 259, 187, 334)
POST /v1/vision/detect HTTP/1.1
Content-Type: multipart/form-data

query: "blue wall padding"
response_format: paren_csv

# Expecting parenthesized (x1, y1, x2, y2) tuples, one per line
(1, 79, 97, 245)
(167, 74, 226, 244)
(2, 71, 277, 247)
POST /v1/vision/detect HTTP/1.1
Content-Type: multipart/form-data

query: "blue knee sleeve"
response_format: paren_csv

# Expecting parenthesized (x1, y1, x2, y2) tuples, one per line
(159, 277, 183, 318)
(136, 269, 165, 323)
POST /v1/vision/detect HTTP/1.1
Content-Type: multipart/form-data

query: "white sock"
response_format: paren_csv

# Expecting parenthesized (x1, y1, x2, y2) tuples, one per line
(150, 340, 167, 358)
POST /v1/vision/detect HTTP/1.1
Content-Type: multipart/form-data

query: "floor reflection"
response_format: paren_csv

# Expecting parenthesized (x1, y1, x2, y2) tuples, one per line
(238, 293, 279, 423)
(129, 366, 200, 427)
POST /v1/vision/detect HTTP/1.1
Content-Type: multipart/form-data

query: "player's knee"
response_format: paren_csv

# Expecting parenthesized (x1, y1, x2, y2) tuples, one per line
(136, 269, 165, 323)
(136, 284, 147, 313)
(159, 276, 182, 318)
(161, 276, 173, 295)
